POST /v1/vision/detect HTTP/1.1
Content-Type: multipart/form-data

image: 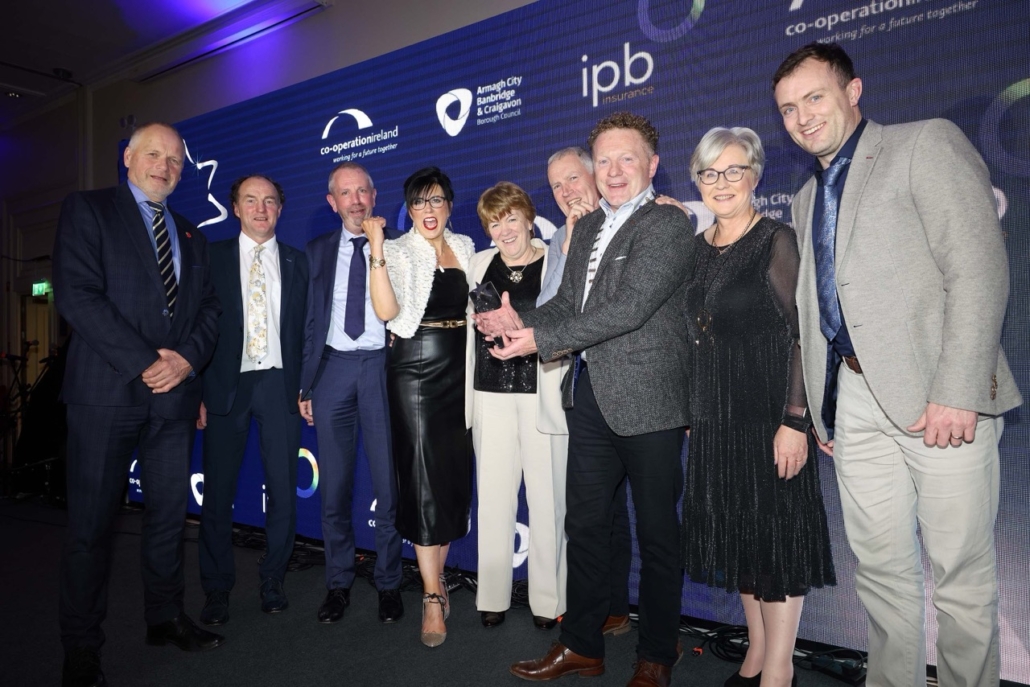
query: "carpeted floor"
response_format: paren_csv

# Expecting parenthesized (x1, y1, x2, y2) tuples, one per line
(0, 497, 856, 686)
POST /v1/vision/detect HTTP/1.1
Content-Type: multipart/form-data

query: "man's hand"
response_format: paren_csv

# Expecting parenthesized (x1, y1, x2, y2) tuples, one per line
(907, 402, 978, 448)
(196, 402, 207, 430)
(774, 425, 808, 479)
(142, 349, 192, 393)
(474, 291, 524, 338)
(489, 327, 538, 360)
(812, 427, 834, 457)
(299, 395, 314, 427)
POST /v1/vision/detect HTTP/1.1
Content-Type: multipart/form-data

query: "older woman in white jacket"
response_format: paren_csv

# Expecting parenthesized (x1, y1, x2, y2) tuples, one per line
(465, 182, 569, 630)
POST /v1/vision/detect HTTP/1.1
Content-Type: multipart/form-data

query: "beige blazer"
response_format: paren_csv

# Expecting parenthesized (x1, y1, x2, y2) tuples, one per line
(464, 238, 569, 434)
(792, 119, 1022, 441)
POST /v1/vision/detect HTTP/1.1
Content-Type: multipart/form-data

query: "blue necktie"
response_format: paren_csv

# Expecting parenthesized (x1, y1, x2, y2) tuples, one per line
(344, 237, 368, 340)
(814, 156, 850, 341)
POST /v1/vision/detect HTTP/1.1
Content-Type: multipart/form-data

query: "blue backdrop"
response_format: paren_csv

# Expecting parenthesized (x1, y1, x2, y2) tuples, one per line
(125, 0, 1029, 679)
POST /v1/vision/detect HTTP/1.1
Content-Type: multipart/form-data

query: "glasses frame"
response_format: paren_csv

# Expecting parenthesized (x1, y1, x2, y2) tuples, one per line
(697, 165, 751, 185)
(409, 195, 448, 210)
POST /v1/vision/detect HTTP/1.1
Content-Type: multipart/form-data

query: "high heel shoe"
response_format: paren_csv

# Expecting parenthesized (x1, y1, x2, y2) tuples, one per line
(421, 593, 447, 648)
(724, 670, 761, 687)
(438, 573, 450, 620)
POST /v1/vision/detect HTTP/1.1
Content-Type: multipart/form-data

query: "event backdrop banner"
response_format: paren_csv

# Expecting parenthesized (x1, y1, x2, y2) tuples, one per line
(125, 0, 1028, 679)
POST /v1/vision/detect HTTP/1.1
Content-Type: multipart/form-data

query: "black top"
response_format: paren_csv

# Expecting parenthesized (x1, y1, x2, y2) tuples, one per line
(474, 253, 543, 393)
(422, 268, 469, 322)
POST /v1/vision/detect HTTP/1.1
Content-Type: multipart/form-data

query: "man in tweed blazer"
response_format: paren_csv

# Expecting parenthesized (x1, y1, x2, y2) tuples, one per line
(484, 113, 693, 686)
(773, 44, 1021, 687)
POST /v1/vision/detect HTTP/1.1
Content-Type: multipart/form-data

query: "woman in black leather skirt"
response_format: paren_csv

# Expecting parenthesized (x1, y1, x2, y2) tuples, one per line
(364, 167, 475, 647)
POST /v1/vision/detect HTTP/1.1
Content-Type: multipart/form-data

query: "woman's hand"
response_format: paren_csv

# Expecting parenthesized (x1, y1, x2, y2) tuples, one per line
(773, 424, 808, 480)
(362, 216, 387, 247)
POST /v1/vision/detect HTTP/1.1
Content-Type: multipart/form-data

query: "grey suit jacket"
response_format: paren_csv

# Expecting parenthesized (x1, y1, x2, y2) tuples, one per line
(792, 119, 1022, 441)
(523, 200, 694, 436)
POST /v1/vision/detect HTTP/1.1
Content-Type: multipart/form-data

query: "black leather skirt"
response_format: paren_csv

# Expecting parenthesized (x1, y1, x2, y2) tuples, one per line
(387, 325, 471, 546)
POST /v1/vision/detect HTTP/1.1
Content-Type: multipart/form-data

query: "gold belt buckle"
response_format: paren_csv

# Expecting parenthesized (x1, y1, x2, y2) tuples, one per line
(420, 319, 466, 329)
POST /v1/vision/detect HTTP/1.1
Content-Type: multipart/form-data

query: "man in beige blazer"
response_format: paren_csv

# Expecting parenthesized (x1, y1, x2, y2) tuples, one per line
(773, 43, 1021, 687)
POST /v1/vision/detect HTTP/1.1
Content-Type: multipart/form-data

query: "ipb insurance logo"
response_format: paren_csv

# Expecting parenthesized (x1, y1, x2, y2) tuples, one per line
(436, 89, 473, 137)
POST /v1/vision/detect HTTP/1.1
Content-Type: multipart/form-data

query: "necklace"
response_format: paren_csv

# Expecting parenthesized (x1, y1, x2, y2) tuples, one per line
(695, 209, 761, 343)
(503, 247, 538, 284)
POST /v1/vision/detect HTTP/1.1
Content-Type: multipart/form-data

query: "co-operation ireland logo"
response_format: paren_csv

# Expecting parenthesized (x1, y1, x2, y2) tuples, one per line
(319, 107, 399, 162)
(436, 89, 473, 137)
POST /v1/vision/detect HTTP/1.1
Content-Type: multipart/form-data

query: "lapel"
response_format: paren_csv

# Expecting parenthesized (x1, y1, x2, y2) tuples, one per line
(226, 238, 243, 329)
(116, 184, 167, 298)
(320, 229, 343, 323)
(583, 200, 652, 311)
(571, 212, 604, 311)
(173, 217, 193, 316)
(795, 181, 819, 320)
(279, 242, 295, 323)
(835, 121, 882, 270)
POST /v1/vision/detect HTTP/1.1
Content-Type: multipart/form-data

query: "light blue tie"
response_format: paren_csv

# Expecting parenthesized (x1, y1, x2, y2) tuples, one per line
(814, 156, 850, 340)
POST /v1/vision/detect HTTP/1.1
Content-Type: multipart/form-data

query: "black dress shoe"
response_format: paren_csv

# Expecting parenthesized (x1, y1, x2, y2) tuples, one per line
(481, 610, 506, 627)
(533, 615, 558, 630)
(378, 588, 404, 623)
(260, 578, 288, 614)
(724, 670, 761, 687)
(145, 614, 225, 651)
(63, 647, 106, 687)
(317, 588, 350, 623)
(200, 590, 229, 626)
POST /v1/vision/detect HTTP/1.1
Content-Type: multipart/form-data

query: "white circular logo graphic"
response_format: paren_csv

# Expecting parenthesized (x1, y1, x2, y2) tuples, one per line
(436, 89, 473, 137)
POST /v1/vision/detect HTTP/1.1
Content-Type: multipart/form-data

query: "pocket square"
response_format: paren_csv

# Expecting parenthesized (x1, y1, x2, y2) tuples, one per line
(614, 255, 628, 261)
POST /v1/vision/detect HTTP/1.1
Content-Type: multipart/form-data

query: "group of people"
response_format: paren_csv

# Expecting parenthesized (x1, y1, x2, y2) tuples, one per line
(53, 40, 1019, 687)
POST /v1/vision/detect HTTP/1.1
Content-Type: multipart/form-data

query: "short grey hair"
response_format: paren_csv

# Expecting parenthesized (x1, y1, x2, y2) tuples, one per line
(127, 122, 182, 149)
(547, 146, 593, 174)
(689, 127, 765, 184)
(328, 161, 374, 193)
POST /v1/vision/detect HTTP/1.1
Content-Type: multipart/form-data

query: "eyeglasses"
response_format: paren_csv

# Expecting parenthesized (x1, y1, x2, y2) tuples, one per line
(409, 196, 448, 210)
(697, 165, 751, 185)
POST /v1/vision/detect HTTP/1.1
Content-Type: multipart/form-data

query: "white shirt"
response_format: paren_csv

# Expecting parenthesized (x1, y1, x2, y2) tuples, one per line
(327, 230, 387, 351)
(239, 233, 283, 372)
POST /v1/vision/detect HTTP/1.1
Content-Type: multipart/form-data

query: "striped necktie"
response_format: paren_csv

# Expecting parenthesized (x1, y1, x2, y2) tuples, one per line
(145, 201, 178, 315)
(582, 229, 604, 312)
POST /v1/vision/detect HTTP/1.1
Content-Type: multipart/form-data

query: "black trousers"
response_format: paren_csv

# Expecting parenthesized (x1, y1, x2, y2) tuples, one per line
(60, 403, 194, 651)
(559, 369, 685, 665)
(198, 368, 299, 592)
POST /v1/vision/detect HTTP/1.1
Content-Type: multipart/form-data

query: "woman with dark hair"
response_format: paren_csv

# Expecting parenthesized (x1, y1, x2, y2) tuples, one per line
(363, 166, 475, 648)
(680, 128, 836, 687)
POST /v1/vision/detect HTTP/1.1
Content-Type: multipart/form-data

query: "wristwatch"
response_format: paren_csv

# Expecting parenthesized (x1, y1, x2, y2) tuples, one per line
(369, 255, 386, 269)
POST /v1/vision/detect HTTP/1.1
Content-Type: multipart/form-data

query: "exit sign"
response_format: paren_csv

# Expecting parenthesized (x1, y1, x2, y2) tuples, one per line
(32, 280, 50, 297)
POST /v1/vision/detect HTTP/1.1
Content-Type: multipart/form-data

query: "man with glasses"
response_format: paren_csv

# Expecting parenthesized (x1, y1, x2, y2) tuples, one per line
(299, 162, 405, 626)
(773, 42, 1020, 686)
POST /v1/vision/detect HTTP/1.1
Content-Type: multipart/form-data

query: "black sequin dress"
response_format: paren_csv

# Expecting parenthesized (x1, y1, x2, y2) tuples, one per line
(681, 218, 836, 600)
(389, 268, 472, 546)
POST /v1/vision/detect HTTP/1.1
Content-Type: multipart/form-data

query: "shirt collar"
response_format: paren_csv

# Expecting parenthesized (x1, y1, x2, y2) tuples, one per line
(817, 118, 867, 180)
(239, 231, 278, 256)
(128, 181, 164, 211)
(600, 184, 656, 219)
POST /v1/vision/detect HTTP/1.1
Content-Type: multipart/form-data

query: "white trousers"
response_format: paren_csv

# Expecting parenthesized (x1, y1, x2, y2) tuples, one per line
(835, 365, 1001, 687)
(472, 390, 568, 618)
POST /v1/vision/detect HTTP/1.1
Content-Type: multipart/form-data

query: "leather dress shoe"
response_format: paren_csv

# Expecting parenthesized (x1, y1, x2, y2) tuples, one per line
(317, 588, 350, 623)
(378, 588, 404, 623)
(62, 647, 106, 687)
(509, 642, 604, 681)
(602, 614, 631, 636)
(145, 614, 225, 651)
(533, 615, 558, 630)
(481, 610, 506, 627)
(725, 670, 761, 687)
(260, 578, 288, 614)
(200, 590, 229, 626)
(627, 658, 672, 687)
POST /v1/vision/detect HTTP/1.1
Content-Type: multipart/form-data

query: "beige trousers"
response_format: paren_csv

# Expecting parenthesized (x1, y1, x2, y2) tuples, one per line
(472, 390, 568, 618)
(835, 365, 1001, 687)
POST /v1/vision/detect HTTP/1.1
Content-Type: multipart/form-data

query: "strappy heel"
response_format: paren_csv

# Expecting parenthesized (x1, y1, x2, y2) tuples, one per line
(421, 593, 447, 647)
(438, 573, 451, 620)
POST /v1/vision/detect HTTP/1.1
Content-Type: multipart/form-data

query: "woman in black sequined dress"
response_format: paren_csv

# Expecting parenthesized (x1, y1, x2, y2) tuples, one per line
(680, 128, 836, 687)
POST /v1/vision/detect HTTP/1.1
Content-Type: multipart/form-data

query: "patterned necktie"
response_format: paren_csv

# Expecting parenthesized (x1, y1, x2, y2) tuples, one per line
(247, 244, 268, 362)
(145, 201, 178, 315)
(813, 156, 850, 340)
(345, 237, 368, 340)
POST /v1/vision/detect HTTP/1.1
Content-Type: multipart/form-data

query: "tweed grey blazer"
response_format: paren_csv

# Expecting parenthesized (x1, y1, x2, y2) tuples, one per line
(792, 119, 1022, 440)
(523, 200, 694, 436)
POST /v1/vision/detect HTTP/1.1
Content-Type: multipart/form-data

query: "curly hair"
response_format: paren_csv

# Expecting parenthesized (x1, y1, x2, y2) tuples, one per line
(587, 112, 659, 156)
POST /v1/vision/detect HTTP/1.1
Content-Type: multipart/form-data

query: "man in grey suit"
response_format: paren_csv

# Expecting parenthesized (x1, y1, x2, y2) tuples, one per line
(483, 113, 693, 687)
(773, 43, 1021, 687)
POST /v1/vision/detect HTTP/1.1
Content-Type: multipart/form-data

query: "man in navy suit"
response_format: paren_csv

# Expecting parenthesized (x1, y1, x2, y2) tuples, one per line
(196, 175, 309, 625)
(53, 122, 223, 687)
(299, 162, 404, 624)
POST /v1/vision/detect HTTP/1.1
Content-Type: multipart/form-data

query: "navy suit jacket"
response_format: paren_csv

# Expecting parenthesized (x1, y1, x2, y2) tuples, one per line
(52, 183, 221, 420)
(201, 236, 309, 416)
(300, 226, 402, 398)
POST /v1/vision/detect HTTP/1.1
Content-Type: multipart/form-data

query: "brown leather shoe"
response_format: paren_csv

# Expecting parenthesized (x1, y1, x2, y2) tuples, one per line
(626, 659, 672, 687)
(510, 642, 604, 681)
(602, 614, 631, 636)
